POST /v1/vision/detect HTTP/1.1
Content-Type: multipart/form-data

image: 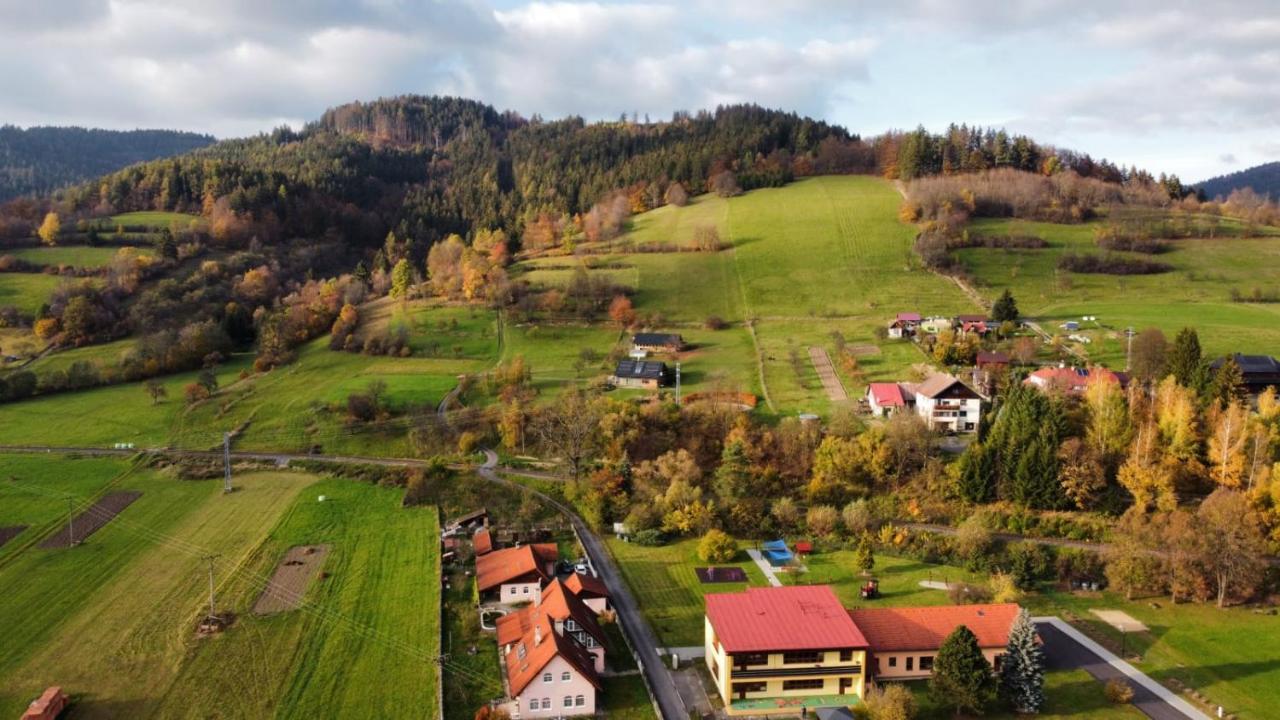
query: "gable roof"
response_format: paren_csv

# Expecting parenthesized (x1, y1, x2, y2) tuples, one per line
(613, 359, 668, 380)
(706, 586, 868, 653)
(564, 572, 608, 599)
(506, 615, 602, 696)
(867, 382, 907, 407)
(476, 543, 558, 592)
(956, 314, 988, 323)
(1213, 353, 1280, 375)
(896, 312, 922, 322)
(496, 579, 606, 647)
(976, 351, 1010, 365)
(632, 332, 683, 346)
(849, 603, 1020, 652)
(1025, 366, 1127, 395)
(915, 374, 979, 399)
(473, 528, 493, 555)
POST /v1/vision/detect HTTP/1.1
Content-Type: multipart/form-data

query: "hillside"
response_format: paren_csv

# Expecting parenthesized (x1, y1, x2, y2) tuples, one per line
(0, 125, 215, 201)
(1197, 161, 1280, 200)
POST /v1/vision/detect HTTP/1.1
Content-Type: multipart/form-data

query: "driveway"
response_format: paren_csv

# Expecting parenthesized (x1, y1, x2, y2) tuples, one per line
(1035, 619, 1208, 720)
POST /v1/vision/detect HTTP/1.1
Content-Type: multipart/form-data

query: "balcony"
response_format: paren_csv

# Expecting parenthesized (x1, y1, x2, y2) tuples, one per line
(731, 664, 862, 679)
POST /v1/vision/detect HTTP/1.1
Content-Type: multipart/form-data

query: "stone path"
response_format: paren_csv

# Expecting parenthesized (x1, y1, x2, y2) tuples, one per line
(808, 346, 848, 401)
(746, 548, 783, 587)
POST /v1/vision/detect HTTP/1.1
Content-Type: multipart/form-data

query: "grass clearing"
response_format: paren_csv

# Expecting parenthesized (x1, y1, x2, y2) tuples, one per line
(0, 272, 65, 314)
(7, 245, 144, 268)
(102, 211, 203, 229)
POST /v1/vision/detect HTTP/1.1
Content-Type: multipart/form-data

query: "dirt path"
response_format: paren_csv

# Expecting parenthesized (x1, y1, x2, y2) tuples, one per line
(807, 346, 848, 401)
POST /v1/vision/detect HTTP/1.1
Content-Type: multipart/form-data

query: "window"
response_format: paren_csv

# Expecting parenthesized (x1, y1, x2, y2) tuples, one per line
(528, 699, 537, 712)
(566, 619, 578, 631)
(994, 654, 1003, 671)
(540, 698, 551, 709)
(575, 695, 585, 707)
(523, 586, 530, 594)
(839, 649, 853, 662)
(783, 651, 822, 664)
(732, 682, 767, 694)
(920, 656, 934, 671)
(783, 679, 825, 691)
(562, 672, 571, 682)
(564, 696, 573, 708)
(517, 644, 527, 660)
(888, 656, 897, 668)
(906, 657, 914, 672)
(542, 672, 553, 683)
(509, 587, 517, 594)
(736, 652, 768, 667)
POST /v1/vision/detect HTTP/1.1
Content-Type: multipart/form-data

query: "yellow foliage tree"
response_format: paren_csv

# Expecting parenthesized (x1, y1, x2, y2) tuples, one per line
(1207, 400, 1250, 488)
(37, 212, 60, 246)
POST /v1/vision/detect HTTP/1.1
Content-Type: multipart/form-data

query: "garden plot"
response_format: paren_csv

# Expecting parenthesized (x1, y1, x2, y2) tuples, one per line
(38, 491, 141, 548)
(1090, 609, 1149, 633)
(254, 544, 331, 614)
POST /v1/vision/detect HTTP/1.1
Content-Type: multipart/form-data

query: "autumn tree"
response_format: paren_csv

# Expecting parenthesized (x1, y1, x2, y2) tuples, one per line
(709, 170, 741, 197)
(1129, 328, 1167, 384)
(1104, 510, 1163, 600)
(144, 379, 167, 405)
(608, 295, 636, 329)
(664, 182, 689, 207)
(1159, 509, 1203, 603)
(37, 212, 60, 246)
(390, 258, 413, 299)
(1207, 400, 1250, 488)
(698, 529, 738, 563)
(691, 224, 721, 252)
(532, 389, 602, 480)
(854, 533, 876, 575)
(806, 505, 839, 537)
(1198, 489, 1267, 607)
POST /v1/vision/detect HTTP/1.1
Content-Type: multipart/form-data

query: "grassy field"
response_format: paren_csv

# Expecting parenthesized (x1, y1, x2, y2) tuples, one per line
(910, 669, 1142, 719)
(7, 245, 145, 268)
(0, 454, 131, 561)
(0, 272, 64, 314)
(103, 211, 203, 229)
(957, 218, 1280, 366)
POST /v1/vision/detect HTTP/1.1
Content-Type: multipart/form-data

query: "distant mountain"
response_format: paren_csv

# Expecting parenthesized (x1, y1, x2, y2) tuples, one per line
(1196, 161, 1280, 200)
(0, 125, 216, 201)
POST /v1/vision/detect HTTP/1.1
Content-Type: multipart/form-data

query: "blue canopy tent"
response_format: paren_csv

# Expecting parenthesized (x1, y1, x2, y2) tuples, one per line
(761, 539, 793, 566)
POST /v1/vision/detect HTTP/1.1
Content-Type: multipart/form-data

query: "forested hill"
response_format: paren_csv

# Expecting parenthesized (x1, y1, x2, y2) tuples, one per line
(1197, 161, 1280, 201)
(0, 125, 215, 201)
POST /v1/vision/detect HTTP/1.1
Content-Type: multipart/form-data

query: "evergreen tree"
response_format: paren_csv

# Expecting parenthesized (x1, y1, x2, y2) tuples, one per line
(1208, 356, 1245, 406)
(999, 609, 1045, 713)
(353, 260, 370, 285)
(854, 533, 876, 575)
(930, 625, 997, 715)
(155, 227, 178, 260)
(713, 439, 753, 504)
(1167, 327, 1206, 390)
(985, 385, 1066, 508)
(956, 442, 995, 503)
(991, 289, 1019, 323)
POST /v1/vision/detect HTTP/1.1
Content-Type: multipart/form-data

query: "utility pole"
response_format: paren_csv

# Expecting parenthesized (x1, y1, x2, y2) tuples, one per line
(222, 432, 233, 493)
(675, 361, 682, 403)
(204, 555, 220, 620)
(1125, 327, 1135, 371)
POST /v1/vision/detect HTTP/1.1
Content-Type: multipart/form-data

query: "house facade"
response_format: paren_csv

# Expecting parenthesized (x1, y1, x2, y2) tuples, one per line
(705, 586, 869, 716)
(501, 617, 601, 719)
(849, 604, 1020, 681)
(1024, 366, 1127, 397)
(610, 360, 670, 390)
(476, 544, 559, 605)
(865, 383, 909, 417)
(887, 313, 921, 339)
(564, 573, 610, 615)
(912, 375, 982, 433)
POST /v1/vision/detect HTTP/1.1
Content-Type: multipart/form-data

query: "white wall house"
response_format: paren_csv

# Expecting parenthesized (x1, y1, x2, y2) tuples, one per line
(912, 375, 982, 433)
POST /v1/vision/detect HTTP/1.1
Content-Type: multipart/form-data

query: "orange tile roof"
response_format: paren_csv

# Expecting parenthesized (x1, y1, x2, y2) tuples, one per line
(564, 572, 608, 598)
(706, 586, 868, 653)
(474, 528, 493, 555)
(849, 603, 1020, 652)
(476, 543, 558, 592)
(496, 579, 606, 647)
(506, 615, 602, 696)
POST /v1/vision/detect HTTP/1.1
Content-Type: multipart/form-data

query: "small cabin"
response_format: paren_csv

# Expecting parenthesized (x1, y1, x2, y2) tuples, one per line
(631, 332, 684, 353)
(610, 360, 670, 390)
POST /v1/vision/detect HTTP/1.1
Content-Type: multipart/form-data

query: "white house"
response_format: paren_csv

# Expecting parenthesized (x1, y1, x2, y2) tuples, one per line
(911, 374, 982, 433)
(501, 616, 602, 718)
(866, 383, 910, 417)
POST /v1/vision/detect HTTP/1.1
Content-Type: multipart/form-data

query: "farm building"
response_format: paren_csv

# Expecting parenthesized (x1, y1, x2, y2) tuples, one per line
(631, 332, 684, 353)
(497, 578, 607, 673)
(500, 613, 602, 718)
(476, 543, 560, 604)
(911, 375, 982, 433)
(865, 383, 909, 417)
(1211, 354, 1280, 396)
(474, 528, 493, 556)
(849, 603, 1021, 681)
(887, 312, 921, 339)
(447, 507, 489, 531)
(609, 360, 670, 390)
(1024, 365, 1127, 397)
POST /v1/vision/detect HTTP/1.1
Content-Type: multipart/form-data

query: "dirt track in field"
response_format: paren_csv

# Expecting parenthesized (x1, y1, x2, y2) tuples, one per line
(807, 346, 848, 401)
(0, 525, 27, 549)
(39, 491, 142, 549)
(253, 544, 331, 614)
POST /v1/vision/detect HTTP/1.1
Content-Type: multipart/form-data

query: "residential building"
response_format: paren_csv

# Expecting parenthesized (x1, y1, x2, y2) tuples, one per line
(610, 360, 670, 390)
(1211, 353, 1280, 396)
(564, 572, 610, 614)
(865, 382, 909, 417)
(497, 579, 607, 673)
(705, 586, 869, 716)
(912, 374, 982, 433)
(1024, 365, 1127, 397)
(500, 614, 601, 718)
(848, 604, 1021, 681)
(476, 543, 559, 604)
(887, 313, 921, 339)
(975, 351, 1010, 371)
(631, 332, 684, 353)
(474, 527, 493, 556)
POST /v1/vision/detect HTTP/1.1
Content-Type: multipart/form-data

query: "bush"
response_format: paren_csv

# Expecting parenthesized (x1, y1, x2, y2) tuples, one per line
(989, 571, 1022, 603)
(704, 315, 728, 330)
(1006, 541, 1052, 590)
(698, 529, 738, 563)
(862, 682, 916, 720)
(631, 529, 667, 546)
(1104, 679, 1135, 704)
(948, 582, 993, 605)
(1057, 252, 1171, 275)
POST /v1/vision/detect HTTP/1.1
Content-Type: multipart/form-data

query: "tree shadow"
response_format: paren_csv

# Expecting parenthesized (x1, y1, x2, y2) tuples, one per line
(731, 236, 763, 248)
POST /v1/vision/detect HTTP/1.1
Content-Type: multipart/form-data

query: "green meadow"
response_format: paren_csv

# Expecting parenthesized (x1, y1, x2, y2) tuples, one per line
(0, 272, 64, 314)
(8, 245, 143, 268)
(104, 211, 203, 229)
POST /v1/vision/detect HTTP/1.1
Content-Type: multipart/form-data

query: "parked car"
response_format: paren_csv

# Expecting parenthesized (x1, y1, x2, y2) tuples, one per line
(574, 562, 590, 575)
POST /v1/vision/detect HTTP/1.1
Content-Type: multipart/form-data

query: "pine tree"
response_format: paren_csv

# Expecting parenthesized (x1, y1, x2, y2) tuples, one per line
(999, 609, 1045, 713)
(854, 533, 876, 575)
(1167, 327, 1206, 391)
(1208, 356, 1245, 406)
(956, 442, 995, 503)
(991, 289, 1019, 322)
(930, 625, 996, 715)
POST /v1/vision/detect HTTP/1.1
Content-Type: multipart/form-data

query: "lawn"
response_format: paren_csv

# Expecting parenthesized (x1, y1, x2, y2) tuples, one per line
(956, 217, 1280, 366)
(103, 211, 203, 230)
(601, 674, 659, 720)
(8, 245, 145, 269)
(0, 461, 316, 718)
(909, 669, 1142, 719)
(777, 549, 987, 610)
(0, 272, 65, 314)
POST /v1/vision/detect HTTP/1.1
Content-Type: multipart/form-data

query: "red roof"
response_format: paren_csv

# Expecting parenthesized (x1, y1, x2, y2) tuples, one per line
(976, 351, 1010, 365)
(1025, 366, 1127, 396)
(476, 543, 558, 592)
(706, 586, 867, 653)
(497, 578, 606, 647)
(794, 541, 813, 553)
(867, 383, 907, 407)
(564, 572, 608, 599)
(896, 312, 922, 322)
(506, 615, 602, 696)
(849, 603, 1020, 652)
(473, 528, 492, 555)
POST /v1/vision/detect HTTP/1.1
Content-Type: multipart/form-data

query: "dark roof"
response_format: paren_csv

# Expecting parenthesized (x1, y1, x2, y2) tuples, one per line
(613, 360, 668, 380)
(1213, 353, 1280, 374)
(632, 332, 683, 346)
(956, 314, 989, 323)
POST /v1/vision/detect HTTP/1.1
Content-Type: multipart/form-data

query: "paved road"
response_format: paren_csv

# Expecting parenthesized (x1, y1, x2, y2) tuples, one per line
(1036, 620, 1208, 720)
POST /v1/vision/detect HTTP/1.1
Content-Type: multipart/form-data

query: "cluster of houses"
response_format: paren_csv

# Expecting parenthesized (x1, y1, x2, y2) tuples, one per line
(865, 374, 986, 434)
(887, 312, 997, 340)
(609, 332, 684, 390)
(704, 585, 1024, 716)
(458, 512, 612, 718)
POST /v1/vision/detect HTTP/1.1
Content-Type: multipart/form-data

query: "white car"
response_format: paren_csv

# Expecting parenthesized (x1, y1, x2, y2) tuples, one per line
(574, 562, 590, 575)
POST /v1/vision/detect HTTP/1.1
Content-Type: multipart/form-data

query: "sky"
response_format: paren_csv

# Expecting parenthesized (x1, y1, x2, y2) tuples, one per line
(2, 0, 1278, 182)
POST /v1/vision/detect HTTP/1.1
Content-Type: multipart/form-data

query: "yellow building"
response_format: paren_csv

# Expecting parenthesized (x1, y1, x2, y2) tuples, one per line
(704, 586, 868, 716)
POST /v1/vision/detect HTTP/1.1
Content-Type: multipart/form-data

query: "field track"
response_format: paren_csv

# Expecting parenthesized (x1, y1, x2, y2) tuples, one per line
(38, 490, 141, 548)
(0, 526, 25, 549)
(808, 346, 847, 401)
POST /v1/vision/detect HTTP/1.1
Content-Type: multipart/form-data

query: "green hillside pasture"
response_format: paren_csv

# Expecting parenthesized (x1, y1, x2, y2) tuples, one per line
(614, 192, 729, 252)
(8, 245, 146, 269)
(0, 454, 131, 560)
(25, 337, 138, 375)
(0, 272, 64, 314)
(501, 322, 622, 393)
(353, 299, 500, 360)
(155, 477, 440, 720)
(103, 211, 203, 230)
(957, 218, 1280, 366)
(0, 467, 314, 718)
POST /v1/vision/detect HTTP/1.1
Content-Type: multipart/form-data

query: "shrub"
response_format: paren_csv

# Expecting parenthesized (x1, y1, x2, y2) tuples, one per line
(1056, 252, 1172, 275)
(631, 529, 667, 547)
(457, 431, 480, 455)
(704, 315, 728, 330)
(698, 529, 738, 563)
(948, 582, 993, 605)
(1104, 679, 1135, 704)
(862, 682, 916, 720)
(989, 571, 1022, 603)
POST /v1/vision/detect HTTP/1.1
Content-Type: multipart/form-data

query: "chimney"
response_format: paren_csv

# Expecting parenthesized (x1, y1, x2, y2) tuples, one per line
(554, 618, 565, 636)
(534, 625, 542, 645)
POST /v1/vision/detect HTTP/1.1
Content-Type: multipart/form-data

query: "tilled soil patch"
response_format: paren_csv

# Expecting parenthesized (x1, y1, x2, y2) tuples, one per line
(39, 491, 142, 549)
(0, 525, 27, 549)
(254, 544, 331, 615)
